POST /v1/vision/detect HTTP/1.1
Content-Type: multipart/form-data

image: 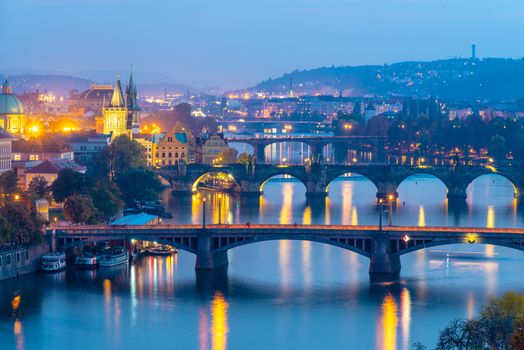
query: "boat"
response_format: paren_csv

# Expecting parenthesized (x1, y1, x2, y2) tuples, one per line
(74, 253, 99, 269)
(41, 252, 67, 272)
(99, 248, 129, 267)
(147, 246, 177, 256)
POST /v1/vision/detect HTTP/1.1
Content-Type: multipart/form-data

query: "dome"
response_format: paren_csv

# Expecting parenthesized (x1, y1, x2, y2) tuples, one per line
(0, 80, 24, 115)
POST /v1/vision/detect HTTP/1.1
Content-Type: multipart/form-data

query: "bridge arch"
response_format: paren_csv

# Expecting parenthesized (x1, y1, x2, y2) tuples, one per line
(212, 235, 372, 258)
(259, 172, 308, 192)
(190, 171, 241, 193)
(466, 173, 519, 199)
(397, 240, 524, 256)
(396, 173, 449, 200)
(325, 172, 378, 198)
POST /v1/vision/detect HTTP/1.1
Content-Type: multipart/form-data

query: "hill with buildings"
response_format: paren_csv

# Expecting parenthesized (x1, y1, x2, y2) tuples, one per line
(251, 58, 524, 101)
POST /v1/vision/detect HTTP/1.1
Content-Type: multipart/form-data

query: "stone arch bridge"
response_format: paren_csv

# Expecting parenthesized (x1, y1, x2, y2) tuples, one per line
(157, 163, 524, 200)
(48, 224, 524, 281)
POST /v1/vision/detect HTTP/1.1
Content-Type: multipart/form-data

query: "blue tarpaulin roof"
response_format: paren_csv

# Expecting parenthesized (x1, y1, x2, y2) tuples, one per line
(110, 212, 158, 226)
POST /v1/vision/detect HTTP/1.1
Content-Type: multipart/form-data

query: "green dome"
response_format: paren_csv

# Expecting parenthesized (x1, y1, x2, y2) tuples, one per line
(0, 80, 24, 115)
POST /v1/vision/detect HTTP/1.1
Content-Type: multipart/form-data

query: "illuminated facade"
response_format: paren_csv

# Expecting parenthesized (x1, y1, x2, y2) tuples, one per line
(102, 76, 130, 138)
(0, 80, 27, 137)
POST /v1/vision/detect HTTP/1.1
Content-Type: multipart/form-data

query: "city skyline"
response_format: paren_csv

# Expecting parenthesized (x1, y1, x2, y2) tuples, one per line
(2, 0, 524, 89)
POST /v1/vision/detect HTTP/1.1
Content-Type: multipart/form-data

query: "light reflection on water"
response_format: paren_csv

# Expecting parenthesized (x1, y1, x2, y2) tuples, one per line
(1, 175, 524, 349)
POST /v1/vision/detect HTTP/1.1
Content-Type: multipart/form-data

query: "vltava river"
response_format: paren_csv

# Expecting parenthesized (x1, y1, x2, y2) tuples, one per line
(1, 174, 524, 349)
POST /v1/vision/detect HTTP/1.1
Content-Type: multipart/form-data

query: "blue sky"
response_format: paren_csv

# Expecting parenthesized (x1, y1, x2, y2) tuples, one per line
(1, 0, 524, 89)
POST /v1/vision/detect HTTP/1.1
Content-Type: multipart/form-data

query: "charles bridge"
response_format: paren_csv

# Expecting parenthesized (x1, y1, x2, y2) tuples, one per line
(157, 162, 524, 200)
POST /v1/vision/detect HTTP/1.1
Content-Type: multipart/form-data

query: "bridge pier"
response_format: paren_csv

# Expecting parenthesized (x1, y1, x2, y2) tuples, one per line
(446, 183, 468, 199)
(171, 180, 194, 196)
(369, 233, 401, 282)
(238, 180, 262, 196)
(195, 232, 229, 270)
(376, 181, 398, 201)
(253, 144, 266, 164)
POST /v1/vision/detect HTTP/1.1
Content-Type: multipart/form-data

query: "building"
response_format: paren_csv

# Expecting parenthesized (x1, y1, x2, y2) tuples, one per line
(23, 159, 85, 189)
(66, 132, 111, 164)
(134, 134, 154, 166)
(154, 131, 188, 166)
(364, 102, 378, 123)
(198, 133, 229, 164)
(125, 72, 141, 135)
(12, 136, 74, 162)
(68, 84, 113, 115)
(102, 76, 130, 138)
(0, 129, 13, 174)
(0, 80, 27, 137)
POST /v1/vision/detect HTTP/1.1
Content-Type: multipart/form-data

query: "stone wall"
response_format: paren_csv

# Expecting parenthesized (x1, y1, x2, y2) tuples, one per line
(0, 244, 49, 281)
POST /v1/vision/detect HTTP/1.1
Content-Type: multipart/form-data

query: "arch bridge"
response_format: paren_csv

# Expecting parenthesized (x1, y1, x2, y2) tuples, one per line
(48, 224, 524, 282)
(157, 163, 524, 200)
(225, 135, 386, 163)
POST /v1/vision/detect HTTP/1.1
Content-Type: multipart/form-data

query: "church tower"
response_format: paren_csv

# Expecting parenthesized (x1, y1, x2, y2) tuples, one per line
(125, 68, 141, 135)
(102, 75, 130, 138)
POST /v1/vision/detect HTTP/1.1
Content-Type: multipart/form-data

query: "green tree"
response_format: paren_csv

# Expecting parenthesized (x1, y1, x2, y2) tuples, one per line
(115, 169, 163, 205)
(0, 202, 42, 244)
(0, 170, 18, 195)
(28, 176, 50, 200)
(488, 134, 507, 163)
(237, 153, 252, 165)
(0, 214, 15, 244)
(51, 168, 89, 203)
(63, 195, 99, 224)
(89, 135, 147, 181)
(90, 180, 124, 221)
(217, 147, 238, 164)
(435, 319, 484, 350)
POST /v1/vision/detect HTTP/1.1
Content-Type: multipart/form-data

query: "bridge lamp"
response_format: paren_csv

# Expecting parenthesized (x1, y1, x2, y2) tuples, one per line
(14, 194, 20, 201)
(403, 235, 410, 243)
(466, 233, 477, 244)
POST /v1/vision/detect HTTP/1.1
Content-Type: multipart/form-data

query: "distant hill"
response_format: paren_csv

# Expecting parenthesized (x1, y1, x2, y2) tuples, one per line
(251, 58, 524, 100)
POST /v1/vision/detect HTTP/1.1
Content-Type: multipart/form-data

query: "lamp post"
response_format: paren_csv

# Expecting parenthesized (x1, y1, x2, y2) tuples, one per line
(388, 194, 394, 226)
(218, 193, 222, 225)
(202, 198, 206, 229)
(378, 198, 384, 231)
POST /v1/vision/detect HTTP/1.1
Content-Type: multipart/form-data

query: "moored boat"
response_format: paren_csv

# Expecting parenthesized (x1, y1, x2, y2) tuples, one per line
(41, 252, 66, 272)
(99, 248, 129, 267)
(74, 254, 98, 269)
(147, 246, 177, 256)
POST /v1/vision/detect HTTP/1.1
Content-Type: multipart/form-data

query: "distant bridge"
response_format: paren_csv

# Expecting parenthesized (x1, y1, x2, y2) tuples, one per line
(157, 163, 524, 200)
(48, 224, 524, 281)
(224, 135, 386, 163)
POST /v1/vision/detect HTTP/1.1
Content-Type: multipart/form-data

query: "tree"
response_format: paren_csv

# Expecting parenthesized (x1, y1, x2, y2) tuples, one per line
(436, 319, 483, 350)
(28, 176, 50, 200)
(51, 168, 89, 203)
(237, 153, 252, 165)
(0, 170, 18, 195)
(0, 202, 42, 244)
(0, 214, 15, 244)
(90, 180, 123, 221)
(217, 147, 238, 164)
(488, 134, 507, 163)
(89, 135, 147, 181)
(115, 169, 164, 205)
(63, 195, 99, 224)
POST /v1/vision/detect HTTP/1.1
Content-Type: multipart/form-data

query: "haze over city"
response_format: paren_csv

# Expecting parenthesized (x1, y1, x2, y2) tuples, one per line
(2, 0, 524, 88)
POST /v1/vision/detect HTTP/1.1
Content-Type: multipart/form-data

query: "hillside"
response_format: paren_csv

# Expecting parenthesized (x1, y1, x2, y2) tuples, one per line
(251, 58, 524, 100)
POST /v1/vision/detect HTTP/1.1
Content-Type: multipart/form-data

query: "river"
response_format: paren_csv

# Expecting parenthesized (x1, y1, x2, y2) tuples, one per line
(1, 174, 524, 349)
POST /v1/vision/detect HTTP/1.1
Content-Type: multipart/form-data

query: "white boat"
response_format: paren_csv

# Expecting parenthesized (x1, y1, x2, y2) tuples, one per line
(42, 252, 67, 272)
(75, 254, 98, 269)
(99, 248, 129, 267)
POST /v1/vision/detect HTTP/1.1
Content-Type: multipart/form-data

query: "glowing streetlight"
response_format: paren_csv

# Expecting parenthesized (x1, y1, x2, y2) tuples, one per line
(403, 235, 410, 243)
(14, 194, 20, 201)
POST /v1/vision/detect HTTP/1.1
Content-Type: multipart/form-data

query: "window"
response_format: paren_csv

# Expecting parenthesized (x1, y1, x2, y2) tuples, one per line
(14, 154, 20, 160)
(0, 255, 2, 267)
(16, 252, 20, 262)
(6, 254, 11, 265)
(25, 251, 29, 260)
(175, 152, 179, 158)
(168, 153, 172, 158)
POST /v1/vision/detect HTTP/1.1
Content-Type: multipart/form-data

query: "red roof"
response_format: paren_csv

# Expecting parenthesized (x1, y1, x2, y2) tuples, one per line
(25, 160, 61, 174)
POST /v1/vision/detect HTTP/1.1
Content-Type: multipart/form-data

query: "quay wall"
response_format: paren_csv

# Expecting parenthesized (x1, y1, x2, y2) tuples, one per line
(0, 244, 49, 281)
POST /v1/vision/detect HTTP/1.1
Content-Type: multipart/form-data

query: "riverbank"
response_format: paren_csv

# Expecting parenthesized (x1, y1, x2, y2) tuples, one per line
(0, 244, 49, 281)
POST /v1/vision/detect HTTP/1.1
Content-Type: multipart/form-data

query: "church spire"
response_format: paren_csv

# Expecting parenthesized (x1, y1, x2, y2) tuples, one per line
(2, 79, 12, 94)
(110, 74, 125, 107)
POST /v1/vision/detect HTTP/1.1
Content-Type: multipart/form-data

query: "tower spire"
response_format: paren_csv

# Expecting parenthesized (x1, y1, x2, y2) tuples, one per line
(110, 73, 125, 107)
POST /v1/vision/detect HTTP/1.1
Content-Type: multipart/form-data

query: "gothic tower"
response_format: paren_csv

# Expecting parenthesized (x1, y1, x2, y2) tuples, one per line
(125, 68, 141, 135)
(102, 75, 130, 138)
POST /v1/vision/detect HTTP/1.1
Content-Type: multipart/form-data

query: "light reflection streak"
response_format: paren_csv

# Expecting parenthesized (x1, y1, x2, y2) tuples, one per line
(279, 182, 293, 224)
(418, 206, 425, 227)
(351, 207, 358, 226)
(211, 292, 229, 350)
(486, 206, 495, 228)
(341, 183, 352, 224)
(279, 240, 291, 295)
(400, 289, 411, 350)
(302, 206, 311, 225)
(14, 319, 24, 350)
(199, 307, 209, 350)
(467, 292, 475, 320)
(301, 241, 312, 290)
(377, 294, 398, 350)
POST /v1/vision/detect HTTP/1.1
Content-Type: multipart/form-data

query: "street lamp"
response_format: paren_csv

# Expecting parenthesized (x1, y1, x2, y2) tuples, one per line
(388, 193, 394, 226)
(202, 198, 206, 229)
(378, 198, 384, 231)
